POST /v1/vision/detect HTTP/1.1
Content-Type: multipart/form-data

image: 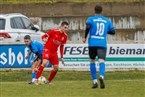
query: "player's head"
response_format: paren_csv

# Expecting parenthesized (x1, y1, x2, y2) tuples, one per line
(24, 35, 31, 45)
(60, 21, 69, 33)
(94, 5, 103, 14)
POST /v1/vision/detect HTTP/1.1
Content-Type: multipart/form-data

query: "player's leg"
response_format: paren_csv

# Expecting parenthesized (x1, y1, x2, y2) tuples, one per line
(89, 47, 98, 88)
(98, 58, 105, 89)
(47, 54, 59, 83)
(28, 55, 40, 84)
(35, 59, 42, 71)
(36, 59, 48, 79)
(28, 61, 37, 84)
(48, 65, 58, 83)
(36, 49, 50, 79)
(33, 59, 42, 78)
(32, 61, 37, 81)
(97, 47, 107, 89)
(34, 54, 43, 72)
(98, 59, 105, 79)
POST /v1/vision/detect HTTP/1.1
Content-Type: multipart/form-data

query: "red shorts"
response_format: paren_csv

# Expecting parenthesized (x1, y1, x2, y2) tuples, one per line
(42, 49, 59, 65)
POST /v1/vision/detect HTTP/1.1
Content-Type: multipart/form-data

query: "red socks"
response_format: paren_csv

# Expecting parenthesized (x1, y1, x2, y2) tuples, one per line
(36, 66, 57, 82)
(36, 65, 44, 79)
(48, 70, 57, 82)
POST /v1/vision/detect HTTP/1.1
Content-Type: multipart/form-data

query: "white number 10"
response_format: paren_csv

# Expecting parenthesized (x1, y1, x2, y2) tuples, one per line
(96, 23, 105, 36)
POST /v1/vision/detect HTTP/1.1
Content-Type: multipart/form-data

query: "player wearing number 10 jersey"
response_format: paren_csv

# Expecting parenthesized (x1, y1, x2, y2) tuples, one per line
(83, 5, 115, 89)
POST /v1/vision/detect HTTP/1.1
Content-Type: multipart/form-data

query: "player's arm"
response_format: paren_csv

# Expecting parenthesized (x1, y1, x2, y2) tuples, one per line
(60, 44, 64, 59)
(83, 24, 91, 43)
(42, 30, 54, 42)
(28, 51, 32, 56)
(42, 33, 49, 42)
(60, 44, 65, 64)
(60, 36, 67, 64)
(25, 50, 32, 59)
(108, 29, 115, 35)
(108, 21, 115, 35)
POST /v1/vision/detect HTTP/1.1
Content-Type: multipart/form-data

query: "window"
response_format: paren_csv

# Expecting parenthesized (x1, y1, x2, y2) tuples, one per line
(0, 19, 5, 30)
(10, 17, 25, 29)
(21, 17, 33, 29)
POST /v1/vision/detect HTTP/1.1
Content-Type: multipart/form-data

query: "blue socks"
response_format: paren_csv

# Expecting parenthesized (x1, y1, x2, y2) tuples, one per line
(99, 62, 105, 78)
(90, 62, 97, 80)
(32, 72, 36, 79)
(90, 62, 106, 81)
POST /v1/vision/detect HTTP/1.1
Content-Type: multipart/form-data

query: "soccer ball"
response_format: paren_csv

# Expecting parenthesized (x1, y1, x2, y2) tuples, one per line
(38, 76, 47, 85)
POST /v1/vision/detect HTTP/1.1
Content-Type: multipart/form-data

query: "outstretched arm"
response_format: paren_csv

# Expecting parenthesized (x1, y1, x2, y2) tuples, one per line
(83, 24, 91, 43)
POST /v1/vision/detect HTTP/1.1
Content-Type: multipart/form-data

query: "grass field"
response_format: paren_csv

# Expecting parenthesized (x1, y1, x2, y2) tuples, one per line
(0, 0, 143, 4)
(0, 70, 145, 97)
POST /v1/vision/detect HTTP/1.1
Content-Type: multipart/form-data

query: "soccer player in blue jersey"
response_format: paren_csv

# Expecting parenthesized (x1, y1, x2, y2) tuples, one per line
(83, 5, 115, 89)
(24, 35, 44, 84)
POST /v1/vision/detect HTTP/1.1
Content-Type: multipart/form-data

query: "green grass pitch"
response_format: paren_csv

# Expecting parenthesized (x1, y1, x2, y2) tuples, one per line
(0, 70, 145, 97)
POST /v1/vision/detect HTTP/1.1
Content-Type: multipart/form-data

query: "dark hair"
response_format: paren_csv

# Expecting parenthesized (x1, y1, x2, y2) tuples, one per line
(24, 35, 31, 39)
(61, 21, 69, 26)
(94, 5, 103, 14)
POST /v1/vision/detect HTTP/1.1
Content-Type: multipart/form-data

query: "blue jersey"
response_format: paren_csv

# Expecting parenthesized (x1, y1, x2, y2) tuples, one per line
(86, 15, 114, 48)
(29, 40, 44, 55)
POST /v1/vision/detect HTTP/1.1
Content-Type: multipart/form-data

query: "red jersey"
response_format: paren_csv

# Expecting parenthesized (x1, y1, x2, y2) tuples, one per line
(42, 29, 67, 53)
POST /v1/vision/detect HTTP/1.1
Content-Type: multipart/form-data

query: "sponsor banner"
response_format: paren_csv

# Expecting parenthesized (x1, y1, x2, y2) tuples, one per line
(61, 44, 145, 58)
(0, 44, 144, 69)
(58, 44, 145, 69)
(59, 61, 145, 69)
(0, 44, 51, 68)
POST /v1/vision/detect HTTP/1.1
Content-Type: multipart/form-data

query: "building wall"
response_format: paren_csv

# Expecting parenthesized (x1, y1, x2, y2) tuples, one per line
(30, 15, 145, 43)
(1, 2, 145, 43)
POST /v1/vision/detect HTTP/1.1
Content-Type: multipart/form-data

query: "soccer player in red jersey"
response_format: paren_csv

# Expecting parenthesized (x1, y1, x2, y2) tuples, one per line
(36, 21, 69, 84)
